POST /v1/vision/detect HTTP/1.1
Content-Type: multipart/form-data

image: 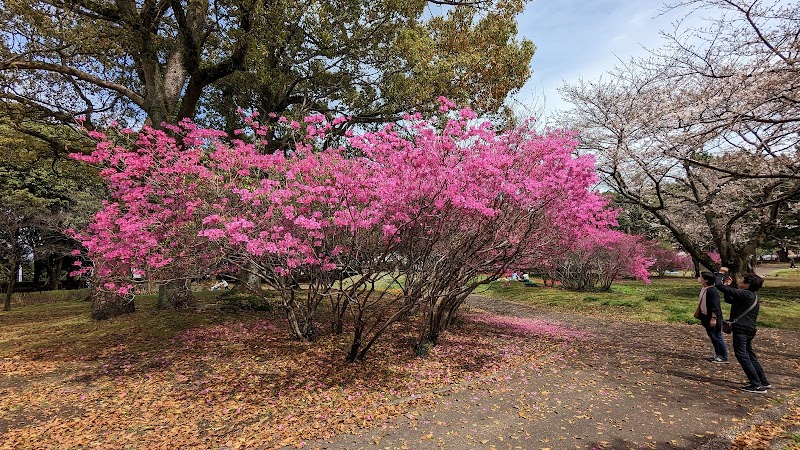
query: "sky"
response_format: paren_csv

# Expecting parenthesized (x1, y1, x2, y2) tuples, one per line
(511, 0, 698, 121)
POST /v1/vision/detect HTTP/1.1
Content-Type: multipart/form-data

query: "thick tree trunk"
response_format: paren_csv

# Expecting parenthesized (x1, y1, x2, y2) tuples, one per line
(157, 279, 195, 309)
(3, 260, 19, 311)
(45, 259, 56, 290)
(237, 262, 262, 293)
(91, 290, 135, 320)
(3, 277, 14, 311)
(50, 256, 64, 290)
(33, 260, 44, 291)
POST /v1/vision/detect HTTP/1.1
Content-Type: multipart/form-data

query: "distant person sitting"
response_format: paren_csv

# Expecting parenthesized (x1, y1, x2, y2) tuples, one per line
(211, 279, 229, 290)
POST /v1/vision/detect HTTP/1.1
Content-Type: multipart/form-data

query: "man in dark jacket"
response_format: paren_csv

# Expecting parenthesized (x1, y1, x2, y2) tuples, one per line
(716, 271, 770, 393)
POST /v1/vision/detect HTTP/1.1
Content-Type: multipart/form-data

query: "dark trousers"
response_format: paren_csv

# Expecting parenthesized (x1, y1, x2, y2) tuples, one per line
(732, 332, 769, 387)
(705, 326, 728, 360)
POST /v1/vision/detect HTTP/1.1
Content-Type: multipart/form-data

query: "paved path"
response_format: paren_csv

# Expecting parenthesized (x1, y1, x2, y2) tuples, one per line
(754, 263, 796, 277)
(285, 296, 800, 450)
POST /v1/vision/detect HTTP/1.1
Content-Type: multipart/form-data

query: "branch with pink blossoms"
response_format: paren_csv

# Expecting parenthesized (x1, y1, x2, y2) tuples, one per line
(72, 100, 621, 360)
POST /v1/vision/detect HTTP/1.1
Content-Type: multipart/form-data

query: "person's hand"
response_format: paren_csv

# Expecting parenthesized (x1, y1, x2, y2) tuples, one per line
(720, 267, 729, 274)
(723, 276, 732, 285)
(710, 318, 717, 327)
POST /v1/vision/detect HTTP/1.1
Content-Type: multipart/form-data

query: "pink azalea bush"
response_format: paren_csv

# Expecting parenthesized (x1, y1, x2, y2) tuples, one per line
(72, 100, 636, 359)
(69, 123, 230, 310)
(642, 241, 690, 276)
(539, 229, 654, 291)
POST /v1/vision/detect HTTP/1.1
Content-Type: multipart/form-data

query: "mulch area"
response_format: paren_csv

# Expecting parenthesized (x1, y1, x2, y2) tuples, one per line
(289, 295, 800, 450)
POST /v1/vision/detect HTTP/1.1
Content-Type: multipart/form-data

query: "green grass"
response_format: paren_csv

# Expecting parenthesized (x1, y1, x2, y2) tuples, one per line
(0, 292, 249, 357)
(481, 276, 800, 329)
(772, 268, 800, 279)
(2, 274, 798, 360)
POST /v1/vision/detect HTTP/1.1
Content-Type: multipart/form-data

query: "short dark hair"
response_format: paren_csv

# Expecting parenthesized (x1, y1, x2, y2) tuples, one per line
(700, 271, 715, 285)
(742, 273, 764, 291)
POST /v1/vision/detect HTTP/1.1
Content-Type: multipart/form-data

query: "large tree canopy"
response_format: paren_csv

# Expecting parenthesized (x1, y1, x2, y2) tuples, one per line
(0, 0, 535, 135)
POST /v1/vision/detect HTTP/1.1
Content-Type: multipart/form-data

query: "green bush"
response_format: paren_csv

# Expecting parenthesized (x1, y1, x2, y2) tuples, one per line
(219, 291, 275, 312)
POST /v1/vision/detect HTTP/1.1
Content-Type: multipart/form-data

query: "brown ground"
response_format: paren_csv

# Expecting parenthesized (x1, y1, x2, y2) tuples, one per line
(283, 294, 800, 450)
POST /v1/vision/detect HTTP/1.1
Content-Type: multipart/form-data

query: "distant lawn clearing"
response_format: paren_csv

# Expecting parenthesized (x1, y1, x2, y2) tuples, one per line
(480, 276, 800, 330)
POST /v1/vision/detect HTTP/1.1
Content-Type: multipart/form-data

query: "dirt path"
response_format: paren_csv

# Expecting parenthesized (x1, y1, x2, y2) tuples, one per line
(754, 263, 796, 277)
(285, 295, 800, 450)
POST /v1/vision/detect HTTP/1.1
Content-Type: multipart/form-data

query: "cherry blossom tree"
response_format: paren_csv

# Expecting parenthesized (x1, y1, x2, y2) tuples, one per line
(560, 0, 800, 277)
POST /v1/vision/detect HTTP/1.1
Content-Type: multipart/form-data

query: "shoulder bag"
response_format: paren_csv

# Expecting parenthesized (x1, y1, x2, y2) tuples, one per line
(722, 295, 758, 334)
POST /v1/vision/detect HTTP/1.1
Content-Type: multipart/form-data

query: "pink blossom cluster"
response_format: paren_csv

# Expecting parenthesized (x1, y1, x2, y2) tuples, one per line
(72, 103, 613, 294)
(539, 229, 655, 291)
(71, 101, 644, 354)
(69, 121, 230, 293)
(642, 242, 694, 275)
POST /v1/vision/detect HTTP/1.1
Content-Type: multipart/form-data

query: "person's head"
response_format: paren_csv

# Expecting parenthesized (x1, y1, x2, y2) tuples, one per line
(739, 273, 764, 291)
(699, 271, 715, 286)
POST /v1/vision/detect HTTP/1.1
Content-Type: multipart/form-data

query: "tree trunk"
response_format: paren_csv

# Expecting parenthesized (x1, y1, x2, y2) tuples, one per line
(331, 294, 347, 335)
(283, 289, 313, 341)
(33, 260, 44, 291)
(91, 290, 135, 320)
(423, 294, 467, 346)
(3, 277, 14, 311)
(421, 299, 443, 348)
(235, 262, 262, 293)
(3, 260, 20, 311)
(45, 258, 56, 290)
(347, 321, 364, 363)
(51, 256, 64, 290)
(157, 279, 195, 309)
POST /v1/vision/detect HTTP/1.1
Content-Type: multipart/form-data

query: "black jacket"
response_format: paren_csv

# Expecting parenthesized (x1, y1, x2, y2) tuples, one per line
(699, 287, 723, 331)
(716, 284, 759, 335)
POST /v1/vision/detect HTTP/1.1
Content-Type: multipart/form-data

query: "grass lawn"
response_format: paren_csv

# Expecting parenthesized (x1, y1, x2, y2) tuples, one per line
(480, 275, 800, 330)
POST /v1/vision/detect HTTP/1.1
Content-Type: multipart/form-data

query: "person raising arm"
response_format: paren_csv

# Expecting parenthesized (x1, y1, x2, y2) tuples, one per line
(716, 271, 770, 393)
